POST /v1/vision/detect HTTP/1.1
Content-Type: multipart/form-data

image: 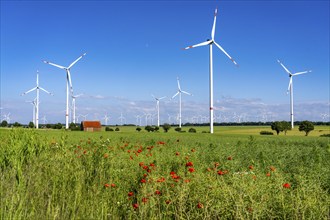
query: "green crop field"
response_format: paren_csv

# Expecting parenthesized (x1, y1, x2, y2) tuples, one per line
(1, 126, 329, 219)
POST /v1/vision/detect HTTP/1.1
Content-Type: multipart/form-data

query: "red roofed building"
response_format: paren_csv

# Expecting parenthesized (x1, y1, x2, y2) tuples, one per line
(81, 121, 102, 132)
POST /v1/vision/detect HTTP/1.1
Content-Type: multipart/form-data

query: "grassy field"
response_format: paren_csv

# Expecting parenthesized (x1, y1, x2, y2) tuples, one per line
(1, 126, 329, 219)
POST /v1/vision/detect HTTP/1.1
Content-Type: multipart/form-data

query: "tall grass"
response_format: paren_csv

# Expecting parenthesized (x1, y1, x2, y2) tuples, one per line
(1, 128, 329, 219)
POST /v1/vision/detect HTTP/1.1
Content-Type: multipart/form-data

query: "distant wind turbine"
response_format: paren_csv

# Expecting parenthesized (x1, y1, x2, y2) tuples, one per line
(183, 7, 238, 133)
(152, 95, 166, 127)
(118, 112, 126, 125)
(21, 71, 53, 129)
(277, 59, 311, 128)
(26, 98, 37, 126)
(71, 93, 83, 124)
(172, 77, 192, 128)
(43, 53, 86, 129)
(102, 114, 110, 125)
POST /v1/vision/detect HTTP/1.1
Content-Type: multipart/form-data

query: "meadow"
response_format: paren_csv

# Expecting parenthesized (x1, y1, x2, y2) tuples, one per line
(1, 126, 329, 219)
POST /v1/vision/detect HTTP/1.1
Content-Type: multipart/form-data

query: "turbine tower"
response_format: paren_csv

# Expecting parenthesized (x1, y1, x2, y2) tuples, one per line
(277, 60, 311, 128)
(152, 95, 166, 127)
(21, 71, 53, 129)
(172, 77, 192, 128)
(43, 53, 86, 129)
(183, 7, 238, 133)
(26, 98, 37, 126)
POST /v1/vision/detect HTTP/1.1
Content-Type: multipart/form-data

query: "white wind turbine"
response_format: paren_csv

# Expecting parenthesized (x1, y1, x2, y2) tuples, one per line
(152, 95, 166, 127)
(43, 53, 86, 129)
(71, 93, 83, 124)
(172, 77, 192, 128)
(118, 112, 126, 125)
(102, 114, 110, 125)
(277, 59, 311, 128)
(183, 7, 238, 133)
(21, 71, 53, 129)
(26, 98, 37, 126)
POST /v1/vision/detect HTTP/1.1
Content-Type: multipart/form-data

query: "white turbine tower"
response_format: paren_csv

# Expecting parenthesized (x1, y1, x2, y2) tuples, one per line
(183, 7, 238, 133)
(26, 98, 37, 126)
(102, 114, 110, 125)
(21, 71, 53, 129)
(277, 60, 311, 128)
(71, 93, 83, 124)
(43, 52, 86, 129)
(152, 95, 166, 127)
(172, 77, 192, 128)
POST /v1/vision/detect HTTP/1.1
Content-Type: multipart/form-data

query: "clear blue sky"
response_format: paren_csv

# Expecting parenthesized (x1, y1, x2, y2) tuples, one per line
(1, 0, 329, 125)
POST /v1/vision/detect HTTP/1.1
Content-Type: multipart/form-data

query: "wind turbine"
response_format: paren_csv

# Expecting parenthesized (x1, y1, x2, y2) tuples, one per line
(71, 93, 83, 124)
(172, 77, 192, 128)
(277, 59, 311, 128)
(183, 7, 238, 133)
(118, 112, 126, 125)
(43, 52, 86, 129)
(21, 71, 53, 129)
(3, 113, 11, 124)
(152, 95, 166, 127)
(102, 114, 110, 125)
(26, 98, 37, 126)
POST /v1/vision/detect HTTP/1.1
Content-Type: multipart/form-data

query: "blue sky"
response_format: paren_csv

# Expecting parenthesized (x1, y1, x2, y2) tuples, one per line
(1, 0, 329, 125)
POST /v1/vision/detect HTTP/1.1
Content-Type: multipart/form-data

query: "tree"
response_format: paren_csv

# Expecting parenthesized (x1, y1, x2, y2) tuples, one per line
(299, 121, 314, 136)
(13, 122, 22, 127)
(175, 127, 182, 132)
(28, 121, 35, 128)
(136, 127, 142, 132)
(271, 121, 283, 135)
(188, 128, 197, 133)
(1, 120, 8, 127)
(281, 121, 291, 135)
(145, 126, 153, 132)
(162, 123, 171, 133)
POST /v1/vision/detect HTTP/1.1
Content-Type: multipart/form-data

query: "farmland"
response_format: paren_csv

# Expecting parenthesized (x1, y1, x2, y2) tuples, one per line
(1, 126, 329, 219)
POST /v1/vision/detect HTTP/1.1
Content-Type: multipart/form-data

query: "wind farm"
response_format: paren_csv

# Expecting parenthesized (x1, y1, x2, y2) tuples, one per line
(1, 2, 329, 219)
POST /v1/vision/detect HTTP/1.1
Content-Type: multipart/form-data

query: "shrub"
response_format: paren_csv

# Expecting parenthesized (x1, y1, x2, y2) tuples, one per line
(299, 121, 314, 136)
(175, 127, 182, 132)
(260, 131, 274, 135)
(320, 134, 330, 137)
(105, 127, 112, 131)
(145, 126, 154, 132)
(162, 123, 171, 133)
(115, 127, 120, 132)
(188, 128, 197, 133)
(136, 127, 142, 132)
(28, 122, 35, 128)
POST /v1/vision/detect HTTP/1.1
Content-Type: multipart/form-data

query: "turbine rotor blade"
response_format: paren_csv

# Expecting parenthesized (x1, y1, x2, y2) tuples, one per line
(21, 87, 37, 95)
(277, 59, 292, 75)
(292, 70, 312, 76)
(287, 77, 292, 93)
(183, 40, 212, 50)
(67, 70, 73, 95)
(172, 92, 180, 99)
(182, 91, 192, 96)
(211, 7, 218, 40)
(68, 52, 87, 69)
(177, 77, 181, 90)
(159, 96, 167, 100)
(39, 87, 53, 95)
(214, 41, 238, 66)
(43, 61, 66, 69)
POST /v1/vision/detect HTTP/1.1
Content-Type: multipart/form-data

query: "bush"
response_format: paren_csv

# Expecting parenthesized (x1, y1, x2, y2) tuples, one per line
(299, 121, 314, 136)
(162, 123, 171, 133)
(105, 127, 112, 131)
(145, 126, 154, 132)
(115, 127, 120, 132)
(188, 128, 197, 133)
(136, 127, 142, 132)
(320, 134, 330, 137)
(260, 131, 274, 135)
(28, 122, 35, 128)
(1, 120, 8, 127)
(175, 127, 182, 132)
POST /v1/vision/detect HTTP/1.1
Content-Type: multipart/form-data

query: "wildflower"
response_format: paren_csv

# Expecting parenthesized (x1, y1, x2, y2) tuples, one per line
(175, 152, 180, 156)
(266, 172, 271, 177)
(127, 150, 131, 153)
(170, 171, 176, 176)
(197, 202, 203, 208)
(132, 203, 139, 209)
(149, 163, 155, 167)
(137, 149, 142, 153)
(142, 165, 148, 170)
(186, 161, 193, 167)
(184, 179, 191, 183)
(249, 165, 254, 170)
(142, 197, 148, 203)
(283, 183, 291, 189)
(165, 200, 171, 204)
(188, 167, 195, 173)
(214, 162, 220, 168)
(111, 183, 116, 188)
(157, 141, 165, 145)
(139, 162, 144, 167)
(218, 170, 224, 175)
(270, 166, 276, 172)
(140, 179, 146, 183)
(191, 149, 196, 152)
(104, 183, 110, 188)
(157, 177, 165, 182)
(155, 190, 162, 195)
(227, 156, 232, 160)
(128, 192, 134, 197)
(252, 175, 257, 180)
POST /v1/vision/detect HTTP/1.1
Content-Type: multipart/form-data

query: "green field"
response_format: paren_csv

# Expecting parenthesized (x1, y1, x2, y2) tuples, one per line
(1, 126, 329, 219)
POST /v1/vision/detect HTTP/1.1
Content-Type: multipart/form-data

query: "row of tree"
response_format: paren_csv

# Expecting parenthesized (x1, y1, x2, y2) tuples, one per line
(271, 120, 315, 136)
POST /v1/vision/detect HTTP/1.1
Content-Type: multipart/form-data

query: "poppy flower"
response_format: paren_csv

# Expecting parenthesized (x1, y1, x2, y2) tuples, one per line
(128, 192, 134, 197)
(227, 156, 232, 160)
(197, 203, 203, 208)
(186, 161, 193, 167)
(214, 162, 220, 168)
(139, 162, 144, 167)
(111, 183, 116, 187)
(191, 149, 196, 152)
(266, 173, 271, 177)
(175, 152, 180, 156)
(140, 179, 146, 183)
(132, 203, 139, 209)
(218, 170, 224, 175)
(155, 190, 161, 195)
(283, 183, 291, 189)
(184, 179, 191, 183)
(170, 171, 176, 176)
(165, 200, 171, 204)
(270, 166, 276, 172)
(249, 165, 254, 170)
(188, 167, 195, 173)
(104, 183, 110, 188)
(157, 177, 165, 182)
(142, 197, 148, 203)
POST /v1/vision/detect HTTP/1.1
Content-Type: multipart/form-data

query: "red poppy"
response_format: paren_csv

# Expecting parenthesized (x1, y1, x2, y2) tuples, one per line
(270, 166, 276, 172)
(175, 152, 180, 156)
(227, 156, 232, 160)
(132, 203, 139, 209)
(214, 162, 220, 168)
(104, 183, 110, 188)
(142, 197, 148, 203)
(188, 167, 195, 173)
(218, 170, 224, 175)
(165, 200, 171, 204)
(111, 183, 116, 187)
(283, 183, 291, 189)
(266, 173, 271, 177)
(206, 168, 212, 172)
(184, 179, 191, 183)
(186, 161, 193, 167)
(128, 192, 134, 197)
(143, 165, 148, 170)
(140, 179, 146, 183)
(197, 203, 203, 208)
(157, 177, 165, 182)
(170, 171, 176, 176)
(249, 165, 254, 170)
(155, 190, 161, 195)
(191, 149, 196, 152)
(139, 162, 144, 167)
(157, 141, 165, 145)
(137, 149, 142, 153)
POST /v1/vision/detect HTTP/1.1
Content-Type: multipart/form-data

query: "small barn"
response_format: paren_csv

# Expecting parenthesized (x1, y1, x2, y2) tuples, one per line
(81, 121, 102, 132)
